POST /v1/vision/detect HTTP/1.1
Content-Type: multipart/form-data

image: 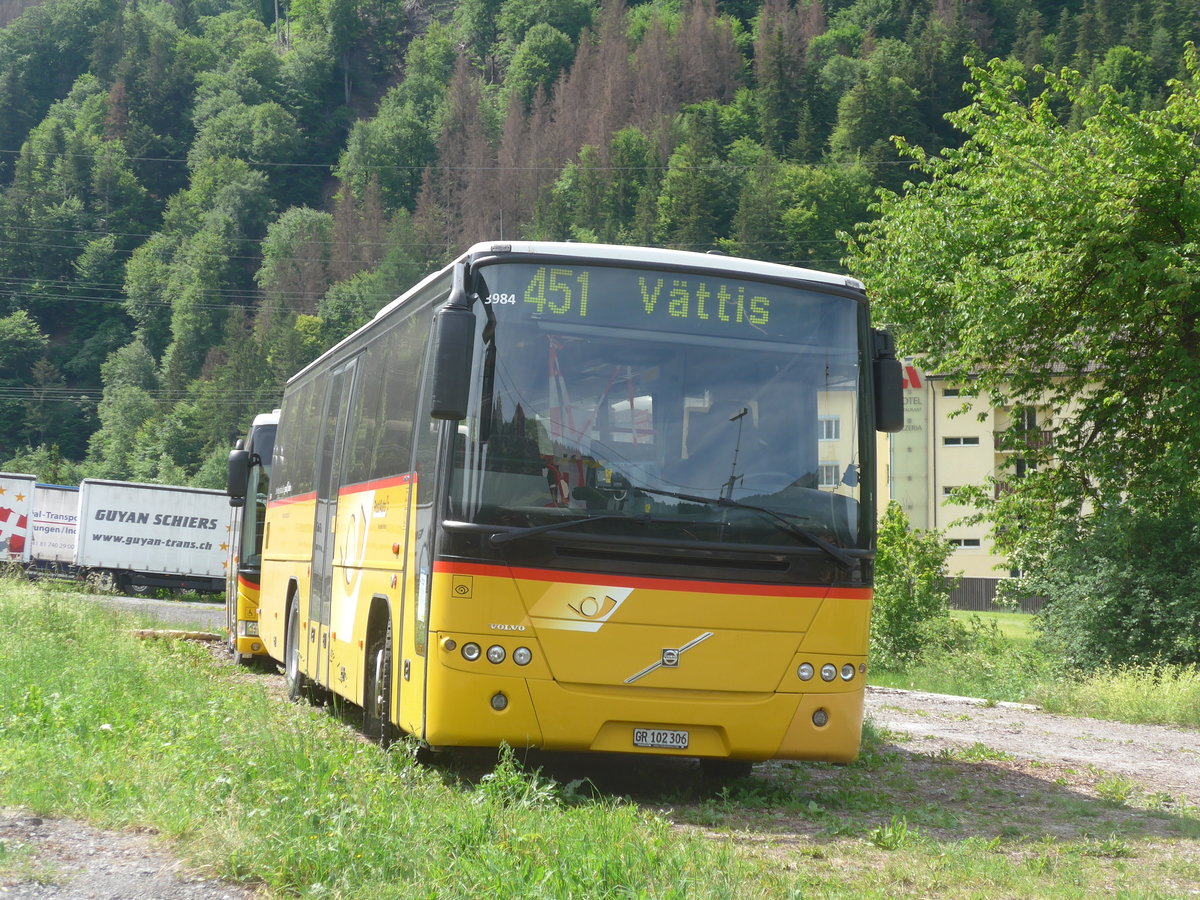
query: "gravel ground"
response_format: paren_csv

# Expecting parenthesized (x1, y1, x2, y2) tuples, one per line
(866, 686, 1200, 806)
(0, 811, 258, 899)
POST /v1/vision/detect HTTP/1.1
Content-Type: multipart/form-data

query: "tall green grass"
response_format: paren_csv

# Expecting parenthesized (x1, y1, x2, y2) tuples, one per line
(872, 611, 1200, 729)
(1034, 665, 1200, 727)
(0, 581, 790, 898)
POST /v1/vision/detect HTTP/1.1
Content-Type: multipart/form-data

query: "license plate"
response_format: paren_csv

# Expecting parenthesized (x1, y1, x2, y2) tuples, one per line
(633, 727, 689, 749)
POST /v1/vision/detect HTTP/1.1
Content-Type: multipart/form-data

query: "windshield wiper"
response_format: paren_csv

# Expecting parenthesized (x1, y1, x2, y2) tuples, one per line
(632, 485, 859, 572)
(489, 514, 644, 545)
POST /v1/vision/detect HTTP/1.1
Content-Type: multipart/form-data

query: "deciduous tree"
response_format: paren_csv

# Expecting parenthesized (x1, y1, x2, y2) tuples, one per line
(846, 47, 1200, 551)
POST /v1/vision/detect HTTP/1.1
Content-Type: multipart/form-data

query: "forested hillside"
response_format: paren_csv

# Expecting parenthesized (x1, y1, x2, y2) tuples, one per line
(1, 0, 1196, 485)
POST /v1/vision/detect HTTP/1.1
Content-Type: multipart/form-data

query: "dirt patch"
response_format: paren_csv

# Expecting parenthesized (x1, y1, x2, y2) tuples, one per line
(865, 686, 1200, 807)
(0, 810, 260, 899)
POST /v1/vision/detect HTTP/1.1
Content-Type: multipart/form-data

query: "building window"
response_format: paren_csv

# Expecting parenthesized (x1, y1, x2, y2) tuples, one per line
(943, 388, 960, 397)
(943, 436, 980, 446)
(818, 416, 840, 441)
(949, 538, 982, 547)
(818, 463, 841, 488)
(942, 485, 959, 496)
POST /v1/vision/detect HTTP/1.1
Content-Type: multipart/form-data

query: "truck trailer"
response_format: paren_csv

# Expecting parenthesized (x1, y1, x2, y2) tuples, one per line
(74, 479, 230, 594)
(28, 483, 80, 578)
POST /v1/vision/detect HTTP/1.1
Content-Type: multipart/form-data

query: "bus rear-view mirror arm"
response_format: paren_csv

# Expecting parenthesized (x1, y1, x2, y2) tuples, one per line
(430, 261, 476, 421)
(227, 440, 249, 508)
(872, 328, 904, 433)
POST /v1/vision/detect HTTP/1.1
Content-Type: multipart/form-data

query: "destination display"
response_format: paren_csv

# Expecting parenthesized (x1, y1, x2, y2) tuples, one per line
(477, 262, 857, 344)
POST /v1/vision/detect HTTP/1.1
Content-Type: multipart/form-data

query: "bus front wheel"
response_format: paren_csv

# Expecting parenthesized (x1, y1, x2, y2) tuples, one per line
(284, 602, 311, 703)
(363, 620, 393, 748)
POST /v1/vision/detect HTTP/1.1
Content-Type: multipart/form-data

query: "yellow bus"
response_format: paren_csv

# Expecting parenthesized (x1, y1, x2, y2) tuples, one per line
(249, 241, 902, 770)
(225, 409, 279, 665)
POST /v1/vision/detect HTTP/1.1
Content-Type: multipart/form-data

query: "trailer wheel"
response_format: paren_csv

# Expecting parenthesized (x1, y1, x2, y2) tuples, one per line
(284, 602, 311, 703)
(363, 619, 393, 748)
(119, 572, 151, 596)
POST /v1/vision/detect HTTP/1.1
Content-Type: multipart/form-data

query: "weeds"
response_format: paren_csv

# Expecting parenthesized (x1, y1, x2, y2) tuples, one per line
(868, 815, 916, 850)
(1094, 774, 1138, 807)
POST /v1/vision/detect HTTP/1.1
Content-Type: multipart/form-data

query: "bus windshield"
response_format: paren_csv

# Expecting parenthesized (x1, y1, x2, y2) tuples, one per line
(450, 260, 867, 550)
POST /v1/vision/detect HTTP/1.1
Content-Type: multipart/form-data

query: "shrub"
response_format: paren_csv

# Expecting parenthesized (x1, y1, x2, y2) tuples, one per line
(1020, 503, 1200, 670)
(870, 501, 959, 670)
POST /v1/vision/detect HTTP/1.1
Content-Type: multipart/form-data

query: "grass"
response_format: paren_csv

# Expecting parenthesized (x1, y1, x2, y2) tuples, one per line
(950, 610, 1035, 647)
(1036, 664, 1200, 727)
(1, 577, 1198, 899)
(872, 610, 1200, 729)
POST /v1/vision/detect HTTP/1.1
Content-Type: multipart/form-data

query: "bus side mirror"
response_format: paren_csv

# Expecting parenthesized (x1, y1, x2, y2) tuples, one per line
(227, 445, 250, 508)
(872, 329, 904, 433)
(430, 263, 476, 421)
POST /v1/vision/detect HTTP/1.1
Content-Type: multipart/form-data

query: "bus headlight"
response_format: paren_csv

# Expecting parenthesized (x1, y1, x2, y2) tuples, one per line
(513, 647, 532, 666)
(462, 643, 481, 662)
(841, 664, 856, 681)
(486, 645, 506, 664)
(820, 664, 837, 682)
(797, 663, 815, 681)
(237, 621, 259, 637)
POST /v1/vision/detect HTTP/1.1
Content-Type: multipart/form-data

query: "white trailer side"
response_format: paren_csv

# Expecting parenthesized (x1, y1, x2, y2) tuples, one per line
(74, 479, 230, 593)
(29, 483, 80, 574)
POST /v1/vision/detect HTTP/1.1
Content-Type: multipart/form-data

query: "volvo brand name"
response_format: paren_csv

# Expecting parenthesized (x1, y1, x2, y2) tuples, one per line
(489, 624, 526, 632)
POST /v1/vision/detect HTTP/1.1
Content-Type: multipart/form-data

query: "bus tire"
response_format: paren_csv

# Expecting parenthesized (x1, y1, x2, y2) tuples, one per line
(284, 601, 311, 703)
(363, 619, 393, 748)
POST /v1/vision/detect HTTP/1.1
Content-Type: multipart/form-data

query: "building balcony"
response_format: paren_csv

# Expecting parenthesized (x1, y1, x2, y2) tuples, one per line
(993, 429, 1053, 452)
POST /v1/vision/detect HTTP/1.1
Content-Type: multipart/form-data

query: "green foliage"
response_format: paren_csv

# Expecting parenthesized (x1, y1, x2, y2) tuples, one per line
(506, 23, 575, 107)
(496, 0, 596, 52)
(846, 46, 1200, 558)
(1020, 503, 1200, 670)
(0, 444, 89, 486)
(0, 310, 47, 373)
(870, 501, 958, 671)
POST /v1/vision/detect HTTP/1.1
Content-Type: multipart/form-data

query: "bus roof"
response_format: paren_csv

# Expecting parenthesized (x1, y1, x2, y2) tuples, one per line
(461, 241, 863, 290)
(290, 242, 865, 386)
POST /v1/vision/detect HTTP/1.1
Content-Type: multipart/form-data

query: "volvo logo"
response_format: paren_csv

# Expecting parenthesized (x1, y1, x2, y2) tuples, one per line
(624, 632, 713, 684)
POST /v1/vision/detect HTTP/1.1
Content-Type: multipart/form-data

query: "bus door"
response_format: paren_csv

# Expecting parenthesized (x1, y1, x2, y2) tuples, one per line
(309, 359, 358, 689)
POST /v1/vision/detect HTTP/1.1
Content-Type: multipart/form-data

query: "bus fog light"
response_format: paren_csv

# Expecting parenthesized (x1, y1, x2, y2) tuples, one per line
(820, 664, 837, 682)
(513, 647, 532, 666)
(443, 638, 457, 652)
(462, 642, 481, 661)
(490, 692, 508, 711)
(812, 708, 829, 727)
(486, 645, 506, 664)
(841, 664, 855, 681)
(797, 663, 814, 681)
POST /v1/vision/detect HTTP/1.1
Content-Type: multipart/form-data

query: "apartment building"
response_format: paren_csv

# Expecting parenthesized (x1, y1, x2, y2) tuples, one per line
(880, 360, 1035, 603)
